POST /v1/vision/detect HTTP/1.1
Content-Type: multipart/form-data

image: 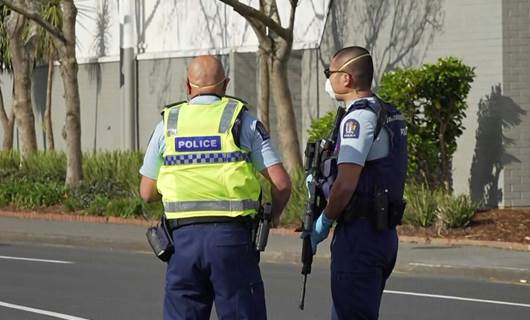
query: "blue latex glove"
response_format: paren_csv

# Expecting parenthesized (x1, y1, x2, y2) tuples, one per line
(311, 212, 334, 254)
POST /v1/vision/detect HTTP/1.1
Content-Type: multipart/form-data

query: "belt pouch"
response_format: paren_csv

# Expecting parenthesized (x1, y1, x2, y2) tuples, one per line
(146, 216, 174, 262)
(374, 189, 389, 231)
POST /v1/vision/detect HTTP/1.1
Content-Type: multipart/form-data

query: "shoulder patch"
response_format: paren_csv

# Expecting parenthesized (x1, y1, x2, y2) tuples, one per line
(343, 119, 360, 139)
(256, 121, 270, 140)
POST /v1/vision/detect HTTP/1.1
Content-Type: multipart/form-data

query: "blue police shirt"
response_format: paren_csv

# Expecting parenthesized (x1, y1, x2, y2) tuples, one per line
(140, 95, 282, 179)
(337, 96, 390, 166)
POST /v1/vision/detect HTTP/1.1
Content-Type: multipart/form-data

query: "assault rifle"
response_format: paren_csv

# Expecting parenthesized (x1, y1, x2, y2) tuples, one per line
(299, 106, 346, 310)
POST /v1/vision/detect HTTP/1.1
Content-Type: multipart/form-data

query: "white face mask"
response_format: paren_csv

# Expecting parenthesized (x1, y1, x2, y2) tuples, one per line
(325, 78, 337, 100)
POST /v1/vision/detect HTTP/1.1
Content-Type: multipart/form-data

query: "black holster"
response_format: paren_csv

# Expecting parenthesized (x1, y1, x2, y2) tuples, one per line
(146, 216, 174, 262)
(254, 203, 272, 251)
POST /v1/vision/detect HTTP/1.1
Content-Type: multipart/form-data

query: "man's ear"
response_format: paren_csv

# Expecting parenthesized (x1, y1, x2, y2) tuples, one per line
(223, 78, 230, 91)
(186, 79, 192, 96)
(345, 73, 355, 89)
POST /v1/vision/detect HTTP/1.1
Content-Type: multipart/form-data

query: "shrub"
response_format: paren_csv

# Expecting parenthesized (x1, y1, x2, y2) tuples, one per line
(436, 194, 477, 229)
(82, 151, 143, 196)
(105, 198, 144, 218)
(307, 111, 335, 143)
(11, 179, 64, 209)
(20, 152, 67, 183)
(259, 169, 307, 226)
(403, 184, 443, 227)
(85, 195, 110, 216)
(143, 201, 164, 220)
(379, 57, 475, 189)
(281, 169, 307, 226)
(0, 180, 15, 207)
(0, 151, 20, 180)
(0, 151, 66, 183)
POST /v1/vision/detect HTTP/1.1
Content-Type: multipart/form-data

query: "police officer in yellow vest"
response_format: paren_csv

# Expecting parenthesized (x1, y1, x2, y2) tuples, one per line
(140, 55, 291, 320)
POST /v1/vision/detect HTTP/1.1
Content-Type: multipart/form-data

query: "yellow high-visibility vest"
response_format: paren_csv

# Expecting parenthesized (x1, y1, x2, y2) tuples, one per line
(157, 97, 261, 219)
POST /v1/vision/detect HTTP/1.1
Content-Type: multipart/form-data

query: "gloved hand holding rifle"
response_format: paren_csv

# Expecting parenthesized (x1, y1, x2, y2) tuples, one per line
(298, 105, 346, 310)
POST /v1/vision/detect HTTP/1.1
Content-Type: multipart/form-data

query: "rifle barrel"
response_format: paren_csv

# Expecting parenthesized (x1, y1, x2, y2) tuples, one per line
(299, 274, 308, 310)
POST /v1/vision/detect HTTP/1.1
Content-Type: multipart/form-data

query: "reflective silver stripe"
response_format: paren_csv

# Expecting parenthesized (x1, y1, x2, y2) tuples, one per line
(166, 106, 182, 136)
(218, 100, 238, 133)
(164, 199, 259, 212)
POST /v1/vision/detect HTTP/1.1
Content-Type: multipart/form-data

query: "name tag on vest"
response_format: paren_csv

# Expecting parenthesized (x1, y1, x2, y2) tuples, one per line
(175, 136, 222, 152)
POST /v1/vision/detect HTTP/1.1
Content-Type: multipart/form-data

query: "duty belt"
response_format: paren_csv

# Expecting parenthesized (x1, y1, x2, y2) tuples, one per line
(167, 215, 254, 230)
(340, 196, 406, 226)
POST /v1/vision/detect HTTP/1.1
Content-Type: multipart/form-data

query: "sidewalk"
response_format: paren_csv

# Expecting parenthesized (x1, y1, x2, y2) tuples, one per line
(0, 216, 528, 284)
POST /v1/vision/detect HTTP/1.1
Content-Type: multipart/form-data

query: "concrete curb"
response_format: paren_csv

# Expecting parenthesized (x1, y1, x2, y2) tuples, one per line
(1, 210, 528, 252)
(0, 210, 153, 226)
(397, 236, 530, 251)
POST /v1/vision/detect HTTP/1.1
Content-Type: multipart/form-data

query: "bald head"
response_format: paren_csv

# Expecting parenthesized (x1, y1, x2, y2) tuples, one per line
(187, 55, 228, 97)
(331, 46, 373, 90)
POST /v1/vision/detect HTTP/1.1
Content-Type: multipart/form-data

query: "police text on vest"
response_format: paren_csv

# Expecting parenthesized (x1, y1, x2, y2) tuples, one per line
(175, 136, 222, 152)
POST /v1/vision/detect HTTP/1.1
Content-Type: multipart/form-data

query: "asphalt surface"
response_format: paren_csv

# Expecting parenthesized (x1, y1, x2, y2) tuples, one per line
(1, 216, 529, 283)
(0, 242, 529, 320)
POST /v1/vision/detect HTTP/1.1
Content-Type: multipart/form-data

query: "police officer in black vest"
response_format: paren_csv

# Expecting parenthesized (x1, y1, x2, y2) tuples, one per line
(310, 46, 408, 319)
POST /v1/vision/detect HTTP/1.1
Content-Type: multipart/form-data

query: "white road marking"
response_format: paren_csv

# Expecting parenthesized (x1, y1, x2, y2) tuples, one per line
(0, 255, 73, 264)
(408, 262, 529, 272)
(0, 301, 90, 320)
(384, 290, 530, 308)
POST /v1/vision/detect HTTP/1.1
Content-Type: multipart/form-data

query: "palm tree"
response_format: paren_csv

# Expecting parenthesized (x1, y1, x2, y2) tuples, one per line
(36, 0, 62, 151)
(2, 0, 84, 186)
(90, 0, 110, 152)
(0, 4, 15, 150)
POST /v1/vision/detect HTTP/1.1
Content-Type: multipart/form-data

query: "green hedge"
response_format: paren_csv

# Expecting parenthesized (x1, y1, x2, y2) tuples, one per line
(0, 150, 306, 224)
(0, 151, 476, 228)
(0, 151, 162, 219)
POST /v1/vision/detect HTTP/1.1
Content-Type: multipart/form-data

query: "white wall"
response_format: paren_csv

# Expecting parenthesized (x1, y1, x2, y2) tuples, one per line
(74, 0, 330, 61)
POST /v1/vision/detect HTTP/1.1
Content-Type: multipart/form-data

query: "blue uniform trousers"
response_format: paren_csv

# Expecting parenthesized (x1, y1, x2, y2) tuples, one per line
(330, 218, 398, 320)
(163, 223, 266, 320)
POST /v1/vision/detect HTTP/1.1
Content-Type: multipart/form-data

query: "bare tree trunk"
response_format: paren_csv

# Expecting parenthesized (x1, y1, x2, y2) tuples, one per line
(1, 0, 83, 184)
(439, 119, 451, 191)
(44, 55, 55, 150)
(257, 48, 270, 130)
(217, 0, 302, 170)
(270, 56, 302, 172)
(0, 87, 15, 150)
(60, 0, 82, 186)
(6, 10, 38, 158)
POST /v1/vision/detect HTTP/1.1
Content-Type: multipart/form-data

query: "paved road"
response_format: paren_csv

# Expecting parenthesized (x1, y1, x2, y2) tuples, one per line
(1, 216, 529, 284)
(0, 242, 529, 320)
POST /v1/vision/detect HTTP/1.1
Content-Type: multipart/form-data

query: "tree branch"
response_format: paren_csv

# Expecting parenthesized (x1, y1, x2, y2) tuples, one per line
(0, 0, 67, 44)
(247, 16, 269, 46)
(287, 0, 298, 32)
(219, 0, 290, 41)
